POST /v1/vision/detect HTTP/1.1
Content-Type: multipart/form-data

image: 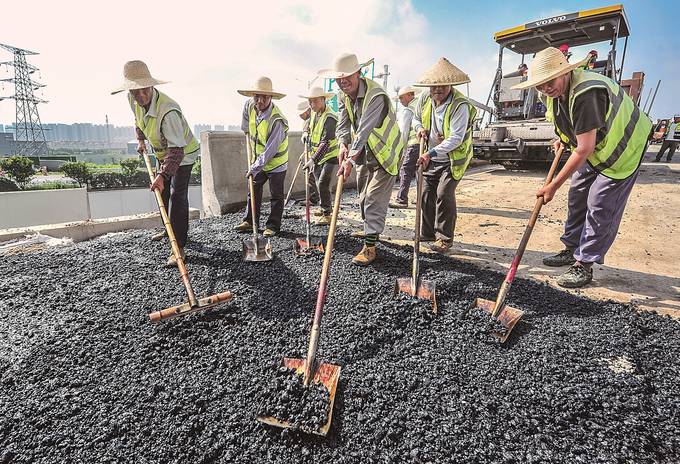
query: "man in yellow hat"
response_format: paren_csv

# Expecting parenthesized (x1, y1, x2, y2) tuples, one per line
(318, 53, 403, 266)
(390, 85, 421, 209)
(300, 87, 339, 225)
(235, 77, 289, 237)
(112, 60, 199, 267)
(412, 58, 477, 253)
(514, 47, 652, 288)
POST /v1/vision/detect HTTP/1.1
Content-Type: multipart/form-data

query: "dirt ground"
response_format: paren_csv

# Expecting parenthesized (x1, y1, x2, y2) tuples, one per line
(339, 144, 679, 318)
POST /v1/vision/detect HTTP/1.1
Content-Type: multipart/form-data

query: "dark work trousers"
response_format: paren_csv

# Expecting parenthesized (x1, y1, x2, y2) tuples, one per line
(160, 163, 193, 248)
(396, 144, 420, 203)
(307, 166, 320, 205)
(560, 162, 639, 264)
(313, 160, 338, 215)
(421, 161, 459, 241)
(656, 139, 678, 161)
(244, 169, 286, 232)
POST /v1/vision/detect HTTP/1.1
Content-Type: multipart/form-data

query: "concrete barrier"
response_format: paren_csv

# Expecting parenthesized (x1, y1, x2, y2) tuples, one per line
(0, 188, 89, 229)
(201, 130, 357, 216)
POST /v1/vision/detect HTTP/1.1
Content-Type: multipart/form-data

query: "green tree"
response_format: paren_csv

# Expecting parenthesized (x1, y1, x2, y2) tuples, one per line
(0, 156, 35, 188)
(60, 162, 93, 188)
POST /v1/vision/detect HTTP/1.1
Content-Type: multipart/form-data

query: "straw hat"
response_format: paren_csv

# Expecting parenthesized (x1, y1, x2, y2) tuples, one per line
(237, 76, 286, 99)
(397, 85, 420, 97)
(298, 86, 335, 100)
(413, 57, 470, 87)
(318, 53, 374, 79)
(111, 60, 169, 95)
(512, 47, 584, 90)
(297, 101, 311, 115)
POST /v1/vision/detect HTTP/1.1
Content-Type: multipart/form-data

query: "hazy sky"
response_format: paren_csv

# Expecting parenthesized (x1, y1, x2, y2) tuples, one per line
(0, 0, 677, 130)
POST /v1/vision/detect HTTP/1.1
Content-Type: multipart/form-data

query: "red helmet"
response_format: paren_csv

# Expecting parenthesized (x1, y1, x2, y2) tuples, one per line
(558, 43, 570, 54)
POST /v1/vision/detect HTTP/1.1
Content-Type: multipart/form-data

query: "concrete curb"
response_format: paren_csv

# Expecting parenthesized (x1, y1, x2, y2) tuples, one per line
(0, 208, 200, 243)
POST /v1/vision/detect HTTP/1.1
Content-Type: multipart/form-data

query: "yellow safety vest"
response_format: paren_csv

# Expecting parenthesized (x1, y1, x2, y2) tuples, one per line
(546, 69, 652, 179)
(248, 102, 289, 172)
(344, 78, 403, 176)
(406, 99, 419, 147)
(420, 88, 477, 181)
(309, 105, 339, 165)
(130, 90, 199, 163)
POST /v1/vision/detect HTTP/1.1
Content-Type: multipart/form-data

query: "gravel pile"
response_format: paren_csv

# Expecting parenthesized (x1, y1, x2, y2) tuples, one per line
(1, 209, 679, 463)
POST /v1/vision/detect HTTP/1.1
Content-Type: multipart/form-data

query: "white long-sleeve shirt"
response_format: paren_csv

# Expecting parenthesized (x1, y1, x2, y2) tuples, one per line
(413, 92, 469, 162)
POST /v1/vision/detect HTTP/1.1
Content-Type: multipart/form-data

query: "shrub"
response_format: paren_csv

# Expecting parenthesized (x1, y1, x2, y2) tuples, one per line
(0, 176, 19, 192)
(90, 172, 126, 190)
(23, 181, 78, 191)
(119, 157, 142, 180)
(60, 162, 93, 187)
(0, 156, 35, 188)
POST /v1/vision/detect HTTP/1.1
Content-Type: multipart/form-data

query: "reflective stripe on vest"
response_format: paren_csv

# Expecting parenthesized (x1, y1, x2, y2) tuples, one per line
(406, 99, 419, 147)
(344, 78, 403, 176)
(310, 106, 338, 165)
(419, 88, 477, 181)
(248, 102, 289, 172)
(546, 69, 652, 179)
(130, 91, 199, 164)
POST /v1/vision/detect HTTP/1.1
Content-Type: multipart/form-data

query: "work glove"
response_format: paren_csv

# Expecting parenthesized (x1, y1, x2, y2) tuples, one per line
(301, 131, 309, 144)
(304, 158, 315, 171)
(245, 168, 254, 179)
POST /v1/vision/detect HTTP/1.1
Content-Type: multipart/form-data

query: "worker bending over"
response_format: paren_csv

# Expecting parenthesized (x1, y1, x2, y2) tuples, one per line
(514, 47, 651, 288)
(112, 60, 199, 267)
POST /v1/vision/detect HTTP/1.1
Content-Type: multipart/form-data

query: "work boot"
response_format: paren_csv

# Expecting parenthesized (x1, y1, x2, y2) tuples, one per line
(263, 228, 278, 238)
(389, 200, 408, 209)
(429, 238, 453, 254)
(151, 230, 167, 241)
(165, 248, 186, 268)
(414, 234, 436, 242)
(542, 248, 576, 267)
(352, 245, 377, 266)
(234, 221, 252, 233)
(314, 215, 331, 226)
(313, 208, 324, 217)
(556, 264, 593, 288)
(351, 230, 365, 238)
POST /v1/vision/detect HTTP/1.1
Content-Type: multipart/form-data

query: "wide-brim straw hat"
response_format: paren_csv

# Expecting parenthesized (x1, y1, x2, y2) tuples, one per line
(318, 53, 374, 79)
(512, 47, 584, 90)
(413, 57, 470, 87)
(298, 86, 335, 100)
(297, 101, 311, 114)
(397, 85, 421, 97)
(111, 60, 169, 95)
(237, 76, 286, 99)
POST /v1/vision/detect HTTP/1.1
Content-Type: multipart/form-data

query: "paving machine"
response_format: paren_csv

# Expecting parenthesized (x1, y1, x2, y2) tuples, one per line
(474, 4, 643, 169)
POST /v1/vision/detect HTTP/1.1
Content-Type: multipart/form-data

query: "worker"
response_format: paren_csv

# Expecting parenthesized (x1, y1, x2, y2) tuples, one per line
(514, 47, 652, 288)
(235, 76, 289, 237)
(654, 114, 680, 162)
(112, 60, 199, 267)
(411, 57, 477, 253)
(298, 101, 320, 207)
(300, 86, 338, 225)
(389, 85, 421, 209)
(318, 52, 403, 266)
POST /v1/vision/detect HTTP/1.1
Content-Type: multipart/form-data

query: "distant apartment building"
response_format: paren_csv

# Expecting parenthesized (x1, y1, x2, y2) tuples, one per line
(193, 124, 211, 137)
(214, 124, 225, 131)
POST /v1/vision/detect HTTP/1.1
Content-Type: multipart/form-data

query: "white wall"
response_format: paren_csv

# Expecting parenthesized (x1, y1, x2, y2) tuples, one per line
(0, 188, 89, 229)
(0, 186, 202, 229)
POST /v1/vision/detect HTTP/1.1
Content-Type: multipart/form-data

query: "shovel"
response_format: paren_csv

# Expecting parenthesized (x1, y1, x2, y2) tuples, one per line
(282, 153, 304, 218)
(294, 138, 324, 256)
(142, 153, 233, 322)
(471, 146, 564, 343)
(242, 135, 274, 262)
(257, 174, 345, 436)
(394, 139, 437, 312)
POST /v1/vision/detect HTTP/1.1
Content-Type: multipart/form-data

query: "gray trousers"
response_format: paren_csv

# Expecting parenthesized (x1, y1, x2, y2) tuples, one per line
(396, 144, 420, 203)
(244, 169, 286, 232)
(313, 161, 337, 215)
(357, 161, 396, 236)
(656, 140, 678, 161)
(561, 162, 638, 264)
(421, 161, 459, 241)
